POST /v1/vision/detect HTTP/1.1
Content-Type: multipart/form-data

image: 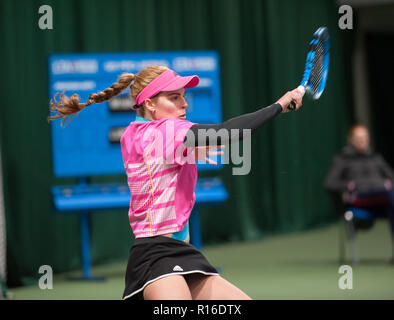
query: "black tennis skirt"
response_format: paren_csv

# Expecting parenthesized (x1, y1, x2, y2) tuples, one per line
(122, 236, 219, 300)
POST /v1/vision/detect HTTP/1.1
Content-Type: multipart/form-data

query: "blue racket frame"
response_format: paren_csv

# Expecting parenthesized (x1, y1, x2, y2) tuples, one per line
(299, 26, 330, 99)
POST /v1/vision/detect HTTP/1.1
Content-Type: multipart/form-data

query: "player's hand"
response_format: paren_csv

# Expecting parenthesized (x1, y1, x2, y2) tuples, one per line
(276, 88, 303, 113)
(194, 145, 224, 165)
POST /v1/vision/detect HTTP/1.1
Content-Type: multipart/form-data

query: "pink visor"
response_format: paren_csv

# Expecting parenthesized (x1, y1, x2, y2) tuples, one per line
(134, 69, 199, 107)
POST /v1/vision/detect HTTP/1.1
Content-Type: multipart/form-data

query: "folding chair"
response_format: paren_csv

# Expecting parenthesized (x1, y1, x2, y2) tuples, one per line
(341, 207, 375, 265)
(339, 191, 393, 265)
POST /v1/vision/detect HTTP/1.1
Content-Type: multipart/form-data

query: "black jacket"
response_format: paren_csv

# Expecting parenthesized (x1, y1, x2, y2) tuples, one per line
(324, 145, 394, 193)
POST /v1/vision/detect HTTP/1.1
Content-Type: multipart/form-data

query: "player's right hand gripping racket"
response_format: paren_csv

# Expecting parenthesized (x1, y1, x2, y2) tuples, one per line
(288, 26, 330, 110)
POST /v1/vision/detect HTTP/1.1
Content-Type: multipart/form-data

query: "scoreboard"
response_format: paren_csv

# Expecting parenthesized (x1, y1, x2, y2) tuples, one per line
(49, 51, 223, 177)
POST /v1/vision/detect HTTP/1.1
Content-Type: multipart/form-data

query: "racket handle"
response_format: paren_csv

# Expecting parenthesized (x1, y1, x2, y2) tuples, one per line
(288, 86, 306, 111)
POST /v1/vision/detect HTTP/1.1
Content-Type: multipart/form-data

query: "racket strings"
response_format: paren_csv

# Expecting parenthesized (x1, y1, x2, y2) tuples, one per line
(310, 39, 325, 94)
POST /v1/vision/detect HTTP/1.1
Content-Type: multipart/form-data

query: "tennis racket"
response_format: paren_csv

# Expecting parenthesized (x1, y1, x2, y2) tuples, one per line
(288, 26, 330, 110)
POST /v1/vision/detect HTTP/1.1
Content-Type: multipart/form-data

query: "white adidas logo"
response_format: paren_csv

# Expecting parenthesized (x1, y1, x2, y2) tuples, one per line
(173, 265, 184, 272)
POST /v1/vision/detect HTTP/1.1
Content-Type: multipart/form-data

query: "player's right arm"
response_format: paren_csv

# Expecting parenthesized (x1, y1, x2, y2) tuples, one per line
(183, 88, 303, 147)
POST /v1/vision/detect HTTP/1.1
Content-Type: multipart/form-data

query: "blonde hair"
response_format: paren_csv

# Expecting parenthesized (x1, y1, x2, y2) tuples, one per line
(48, 65, 169, 126)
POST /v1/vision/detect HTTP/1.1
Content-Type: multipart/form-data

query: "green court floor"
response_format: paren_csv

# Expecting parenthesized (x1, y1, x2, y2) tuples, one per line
(7, 220, 394, 300)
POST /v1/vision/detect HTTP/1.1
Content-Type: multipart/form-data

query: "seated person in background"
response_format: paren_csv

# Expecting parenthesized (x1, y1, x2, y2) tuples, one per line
(324, 124, 394, 263)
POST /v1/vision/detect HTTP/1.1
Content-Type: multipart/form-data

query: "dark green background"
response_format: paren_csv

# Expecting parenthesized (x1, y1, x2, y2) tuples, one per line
(0, 0, 353, 286)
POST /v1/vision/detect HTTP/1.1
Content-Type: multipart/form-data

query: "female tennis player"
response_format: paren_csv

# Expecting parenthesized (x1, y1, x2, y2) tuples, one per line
(49, 65, 303, 300)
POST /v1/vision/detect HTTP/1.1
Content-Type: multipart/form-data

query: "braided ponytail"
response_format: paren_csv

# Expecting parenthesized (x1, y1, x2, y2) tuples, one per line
(48, 73, 135, 127)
